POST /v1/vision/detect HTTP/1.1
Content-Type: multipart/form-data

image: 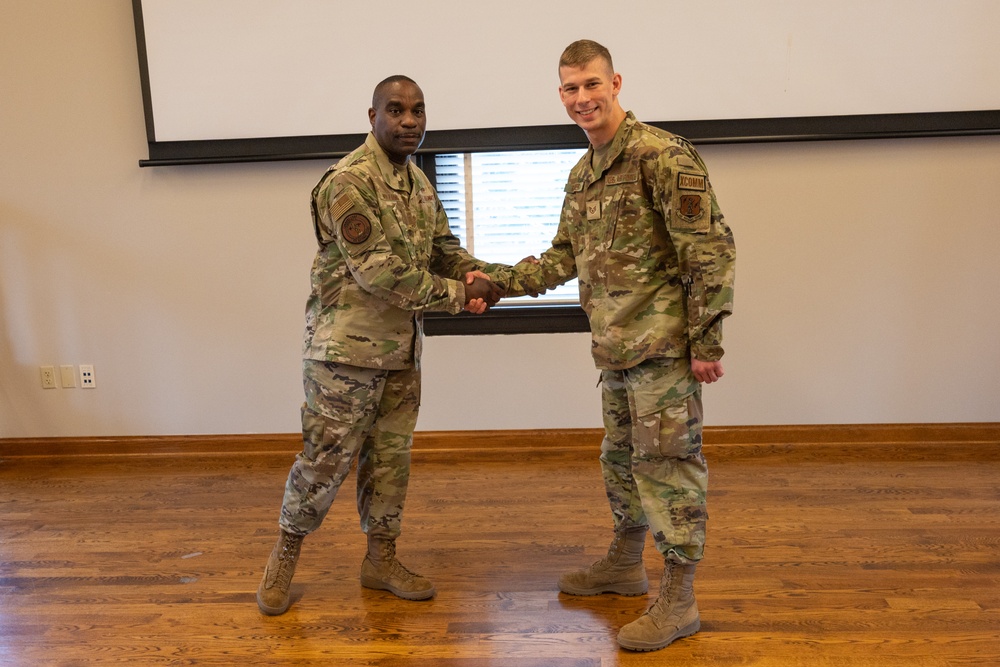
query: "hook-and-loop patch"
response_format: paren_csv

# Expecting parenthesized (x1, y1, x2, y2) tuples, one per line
(341, 214, 372, 245)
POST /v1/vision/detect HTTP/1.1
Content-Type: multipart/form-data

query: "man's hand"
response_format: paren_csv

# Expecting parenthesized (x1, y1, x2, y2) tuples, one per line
(691, 358, 724, 384)
(463, 271, 504, 314)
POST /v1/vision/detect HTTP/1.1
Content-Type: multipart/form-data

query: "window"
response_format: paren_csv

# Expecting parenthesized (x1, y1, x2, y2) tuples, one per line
(433, 149, 586, 305)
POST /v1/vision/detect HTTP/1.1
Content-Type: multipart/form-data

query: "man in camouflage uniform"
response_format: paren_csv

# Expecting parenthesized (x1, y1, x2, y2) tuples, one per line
(510, 40, 736, 651)
(257, 75, 509, 615)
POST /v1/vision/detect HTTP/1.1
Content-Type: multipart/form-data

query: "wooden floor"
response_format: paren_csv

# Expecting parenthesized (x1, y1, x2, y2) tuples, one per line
(1, 432, 999, 666)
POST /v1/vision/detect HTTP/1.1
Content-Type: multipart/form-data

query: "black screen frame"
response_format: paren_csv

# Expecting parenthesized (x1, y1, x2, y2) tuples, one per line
(132, 0, 1000, 167)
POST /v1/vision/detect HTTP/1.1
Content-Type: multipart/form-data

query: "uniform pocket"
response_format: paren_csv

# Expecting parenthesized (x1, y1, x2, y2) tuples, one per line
(630, 358, 695, 416)
(303, 360, 383, 426)
(608, 176, 648, 260)
(627, 359, 701, 460)
(682, 246, 708, 339)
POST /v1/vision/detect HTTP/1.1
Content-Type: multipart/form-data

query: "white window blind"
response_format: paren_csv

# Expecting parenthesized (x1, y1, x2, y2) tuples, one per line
(435, 149, 585, 305)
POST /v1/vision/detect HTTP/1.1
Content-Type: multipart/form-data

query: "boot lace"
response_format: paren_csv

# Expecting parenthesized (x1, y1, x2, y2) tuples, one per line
(268, 536, 301, 589)
(372, 541, 420, 582)
(648, 563, 677, 618)
(386, 557, 420, 582)
(598, 532, 626, 566)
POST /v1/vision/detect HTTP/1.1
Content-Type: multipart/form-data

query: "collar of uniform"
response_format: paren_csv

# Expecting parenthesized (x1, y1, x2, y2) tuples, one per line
(585, 111, 637, 181)
(365, 133, 412, 193)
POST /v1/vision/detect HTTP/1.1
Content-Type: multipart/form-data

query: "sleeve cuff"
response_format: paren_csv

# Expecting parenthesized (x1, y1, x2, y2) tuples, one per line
(690, 343, 724, 362)
(447, 280, 466, 314)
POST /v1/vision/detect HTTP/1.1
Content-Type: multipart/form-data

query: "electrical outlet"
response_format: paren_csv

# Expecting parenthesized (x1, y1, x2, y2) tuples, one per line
(60, 365, 77, 388)
(80, 364, 96, 389)
(40, 366, 57, 389)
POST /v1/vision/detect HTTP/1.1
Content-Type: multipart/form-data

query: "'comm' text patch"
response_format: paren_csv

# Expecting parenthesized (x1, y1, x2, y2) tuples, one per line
(677, 172, 706, 191)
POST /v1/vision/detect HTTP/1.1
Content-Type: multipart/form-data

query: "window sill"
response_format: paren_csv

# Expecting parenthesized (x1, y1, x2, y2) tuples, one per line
(424, 304, 589, 336)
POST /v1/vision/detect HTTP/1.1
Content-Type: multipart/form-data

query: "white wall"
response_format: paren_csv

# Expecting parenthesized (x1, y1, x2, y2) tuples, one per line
(2, 1, 998, 438)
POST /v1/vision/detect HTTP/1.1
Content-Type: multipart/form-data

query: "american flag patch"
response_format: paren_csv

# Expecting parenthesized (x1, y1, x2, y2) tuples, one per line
(331, 194, 353, 220)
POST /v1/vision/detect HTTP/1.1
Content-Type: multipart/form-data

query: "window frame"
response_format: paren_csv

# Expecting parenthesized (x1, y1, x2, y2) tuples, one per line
(417, 152, 592, 336)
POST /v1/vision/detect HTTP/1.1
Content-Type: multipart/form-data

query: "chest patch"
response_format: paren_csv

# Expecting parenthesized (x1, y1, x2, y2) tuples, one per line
(586, 200, 601, 220)
(341, 213, 372, 244)
(605, 172, 638, 186)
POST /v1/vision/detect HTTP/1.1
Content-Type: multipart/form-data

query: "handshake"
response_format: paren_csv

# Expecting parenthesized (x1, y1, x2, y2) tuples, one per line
(462, 270, 506, 314)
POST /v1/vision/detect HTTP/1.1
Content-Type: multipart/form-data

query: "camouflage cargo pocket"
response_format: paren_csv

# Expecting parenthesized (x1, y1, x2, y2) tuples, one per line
(302, 360, 383, 426)
(299, 403, 358, 467)
(628, 359, 701, 460)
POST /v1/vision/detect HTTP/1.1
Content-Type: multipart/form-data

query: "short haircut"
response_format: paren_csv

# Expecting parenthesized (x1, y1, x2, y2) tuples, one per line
(372, 75, 419, 108)
(559, 39, 614, 73)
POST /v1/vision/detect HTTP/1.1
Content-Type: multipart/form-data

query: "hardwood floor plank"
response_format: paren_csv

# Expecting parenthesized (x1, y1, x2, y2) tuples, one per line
(2, 433, 999, 666)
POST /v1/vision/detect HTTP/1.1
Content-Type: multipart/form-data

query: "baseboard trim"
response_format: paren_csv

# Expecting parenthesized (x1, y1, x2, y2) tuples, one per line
(1, 423, 997, 460)
(705, 422, 1000, 445)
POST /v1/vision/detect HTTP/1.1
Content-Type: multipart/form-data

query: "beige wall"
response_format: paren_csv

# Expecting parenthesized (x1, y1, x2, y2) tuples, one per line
(2, 1, 999, 438)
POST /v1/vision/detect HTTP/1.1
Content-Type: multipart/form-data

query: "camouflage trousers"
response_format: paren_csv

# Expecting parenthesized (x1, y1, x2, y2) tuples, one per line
(599, 357, 708, 564)
(278, 359, 420, 539)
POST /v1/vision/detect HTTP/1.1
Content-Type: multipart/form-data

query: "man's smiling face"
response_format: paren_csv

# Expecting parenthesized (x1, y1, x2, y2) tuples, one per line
(558, 56, 622, 147)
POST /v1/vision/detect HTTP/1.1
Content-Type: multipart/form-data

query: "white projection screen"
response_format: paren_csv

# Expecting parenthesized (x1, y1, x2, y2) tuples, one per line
(132, 0, 1000, 165)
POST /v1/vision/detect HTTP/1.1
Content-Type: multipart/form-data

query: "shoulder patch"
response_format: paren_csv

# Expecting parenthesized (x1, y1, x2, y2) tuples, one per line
(330, 194, 353, 221)
(679, 195, 703, 219)
(341, 213, 372, 245)
(677, 172, 706, 191)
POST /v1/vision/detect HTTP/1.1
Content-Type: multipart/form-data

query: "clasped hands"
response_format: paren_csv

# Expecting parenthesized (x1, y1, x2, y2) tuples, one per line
(463, 270, 506, 314)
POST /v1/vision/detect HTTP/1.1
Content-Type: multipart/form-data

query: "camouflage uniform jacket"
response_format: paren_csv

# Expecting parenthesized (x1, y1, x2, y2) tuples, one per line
(512, 112, 736, 370)
(303, 133, 510, 370)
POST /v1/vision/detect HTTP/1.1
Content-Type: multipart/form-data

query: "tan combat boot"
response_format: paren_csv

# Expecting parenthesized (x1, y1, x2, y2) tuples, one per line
(617, 561, 700, 651)
(558, 526, 649, 596)
(256, 529, 304, 615)
(360, 537, 436, 601)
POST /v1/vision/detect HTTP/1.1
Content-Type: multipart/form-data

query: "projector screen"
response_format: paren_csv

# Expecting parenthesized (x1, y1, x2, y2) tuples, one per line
(132, 0, 1000, 165)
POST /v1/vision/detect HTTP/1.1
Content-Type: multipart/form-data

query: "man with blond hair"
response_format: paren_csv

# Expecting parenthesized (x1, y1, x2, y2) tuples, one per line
(510, 40, 736, 651)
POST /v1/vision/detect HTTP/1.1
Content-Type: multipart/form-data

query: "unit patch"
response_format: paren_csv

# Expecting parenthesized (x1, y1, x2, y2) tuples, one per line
(341, 213, 372, 244)
(677, 172, 706, 191)
(679, 195, 703, 219)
